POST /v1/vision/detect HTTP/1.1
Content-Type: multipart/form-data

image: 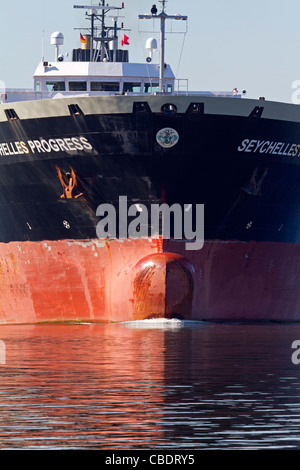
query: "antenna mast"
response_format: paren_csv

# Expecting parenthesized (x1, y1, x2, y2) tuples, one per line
(139, 1, 187, 93)
(73, 3, 125, 62)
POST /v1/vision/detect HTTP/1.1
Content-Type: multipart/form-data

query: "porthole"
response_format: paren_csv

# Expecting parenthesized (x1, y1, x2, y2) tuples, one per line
(161, 103, 177, 115)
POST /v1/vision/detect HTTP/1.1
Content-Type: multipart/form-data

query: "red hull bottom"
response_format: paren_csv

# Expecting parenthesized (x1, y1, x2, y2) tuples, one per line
(0, 237, 299, 324)
(165, 239, 300, 322)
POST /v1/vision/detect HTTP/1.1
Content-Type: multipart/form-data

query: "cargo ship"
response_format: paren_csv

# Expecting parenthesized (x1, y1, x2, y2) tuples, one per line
(0, 1, 300, 324)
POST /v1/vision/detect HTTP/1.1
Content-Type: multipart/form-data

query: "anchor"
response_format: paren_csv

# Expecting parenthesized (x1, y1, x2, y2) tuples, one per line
(55, 165, 84, 199)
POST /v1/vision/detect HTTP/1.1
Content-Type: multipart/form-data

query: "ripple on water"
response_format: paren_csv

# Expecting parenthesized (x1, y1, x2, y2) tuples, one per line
(0, 322, 299, 449)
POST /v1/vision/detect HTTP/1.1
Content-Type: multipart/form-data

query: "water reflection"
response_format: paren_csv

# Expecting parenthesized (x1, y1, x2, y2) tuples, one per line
(0, 321, 300, 449)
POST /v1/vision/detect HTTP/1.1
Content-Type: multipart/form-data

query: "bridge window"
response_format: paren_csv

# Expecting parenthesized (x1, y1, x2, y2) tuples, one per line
(91, 81, 120, 92)
(144, 83, 173, 93)
(46, 81, 66, 92)
(123, 82, 141, 93)
(144, 83, 159, 93)
(69, 82, 87, 92)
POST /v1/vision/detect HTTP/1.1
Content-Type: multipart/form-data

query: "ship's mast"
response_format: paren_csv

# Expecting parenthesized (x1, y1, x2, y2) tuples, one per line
(73, 3, 125, 62)
(139, 1, 187, 93)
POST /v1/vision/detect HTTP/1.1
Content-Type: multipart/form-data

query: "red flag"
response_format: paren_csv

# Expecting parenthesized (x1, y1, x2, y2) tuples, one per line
(121, 34, 129, 46)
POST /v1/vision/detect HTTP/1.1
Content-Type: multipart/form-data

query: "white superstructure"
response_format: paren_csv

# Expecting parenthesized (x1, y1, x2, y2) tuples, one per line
(1, 1, 241, 104)
(32, 61, 175, 99)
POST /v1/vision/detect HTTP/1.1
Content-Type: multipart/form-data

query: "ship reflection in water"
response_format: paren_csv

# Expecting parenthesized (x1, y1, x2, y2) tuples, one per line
(0, 320, 300, 449)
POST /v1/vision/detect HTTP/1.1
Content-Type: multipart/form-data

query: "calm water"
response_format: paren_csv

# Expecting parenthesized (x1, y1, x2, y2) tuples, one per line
(0, 319, 300, 450)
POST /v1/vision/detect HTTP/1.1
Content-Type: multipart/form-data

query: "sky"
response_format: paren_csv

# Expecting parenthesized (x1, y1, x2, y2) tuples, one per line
(0, 0, 300, 103)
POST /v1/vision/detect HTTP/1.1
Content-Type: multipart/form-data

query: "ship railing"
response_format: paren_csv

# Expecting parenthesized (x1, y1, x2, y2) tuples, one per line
(1, 89, 242, 103)
(173, 80, 241, 98)
(174, 79, 189, 95)
(3, 90, 42, 103)
(178, 91, 242, 98)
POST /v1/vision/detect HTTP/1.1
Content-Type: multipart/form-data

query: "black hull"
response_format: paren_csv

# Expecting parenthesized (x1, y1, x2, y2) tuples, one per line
(0, 99, 300, 244)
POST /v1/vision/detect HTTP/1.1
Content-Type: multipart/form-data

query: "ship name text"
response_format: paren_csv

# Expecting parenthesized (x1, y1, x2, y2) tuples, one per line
(238, 139, 300, 157)
(0, 136, 93, 156)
